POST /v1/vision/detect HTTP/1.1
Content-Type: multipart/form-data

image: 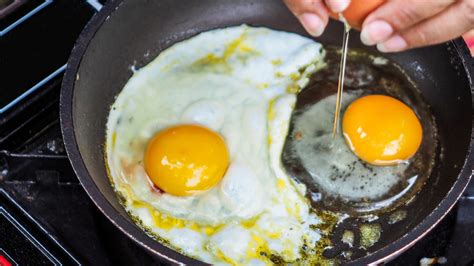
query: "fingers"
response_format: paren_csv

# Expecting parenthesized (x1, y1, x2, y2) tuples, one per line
(377, 0, 474, 52)
(360, 0, 455, 45)
(284, 0, 330, 36)
(284, 0, 351, 37)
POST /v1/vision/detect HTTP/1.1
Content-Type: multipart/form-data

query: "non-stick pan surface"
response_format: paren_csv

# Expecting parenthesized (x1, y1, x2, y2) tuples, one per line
(60, 0, 474, 264)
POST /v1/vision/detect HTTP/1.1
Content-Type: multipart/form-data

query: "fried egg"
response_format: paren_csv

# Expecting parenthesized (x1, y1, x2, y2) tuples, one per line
(291, 91, 412, 201)
(105, 25, 332, 264)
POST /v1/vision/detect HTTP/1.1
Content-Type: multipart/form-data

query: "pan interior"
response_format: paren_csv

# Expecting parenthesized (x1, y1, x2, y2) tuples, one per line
(69, 0, 472, 263)
(282, 47, 439, 214)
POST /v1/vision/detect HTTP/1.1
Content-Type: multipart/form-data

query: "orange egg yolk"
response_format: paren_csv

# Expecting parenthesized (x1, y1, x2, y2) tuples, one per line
(342, 95, 422, 166)
(144, 125, 230, 196)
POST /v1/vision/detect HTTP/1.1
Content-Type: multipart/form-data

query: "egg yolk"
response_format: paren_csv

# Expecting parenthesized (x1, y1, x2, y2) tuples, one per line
(144, 125, 230, 196)
(342, 95, 422, 166)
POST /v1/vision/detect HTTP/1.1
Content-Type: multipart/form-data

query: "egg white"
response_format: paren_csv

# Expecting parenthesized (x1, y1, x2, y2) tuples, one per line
(291, 91, 409, 201)
(106, 25, 329, 264)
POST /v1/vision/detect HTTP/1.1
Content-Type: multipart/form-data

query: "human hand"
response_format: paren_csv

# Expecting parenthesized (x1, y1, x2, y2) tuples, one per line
(284, 0, 474, 53)
(360, 0, 474, 52)
(463, 29, 474, 56)
(283, 0, 351, 36)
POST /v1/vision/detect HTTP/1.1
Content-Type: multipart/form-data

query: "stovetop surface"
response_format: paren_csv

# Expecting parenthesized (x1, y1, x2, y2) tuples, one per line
(0, 1, 472, 265)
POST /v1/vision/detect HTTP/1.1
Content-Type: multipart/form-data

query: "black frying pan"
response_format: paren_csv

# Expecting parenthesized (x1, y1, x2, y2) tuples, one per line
(60, 0, 474, 264)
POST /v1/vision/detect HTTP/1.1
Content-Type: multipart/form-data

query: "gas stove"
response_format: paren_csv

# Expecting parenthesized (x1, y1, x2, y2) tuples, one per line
(0, 1, 472, 265)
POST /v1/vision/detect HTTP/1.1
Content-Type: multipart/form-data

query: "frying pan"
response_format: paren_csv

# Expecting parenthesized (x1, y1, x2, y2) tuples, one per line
(60, 0, 474, 264)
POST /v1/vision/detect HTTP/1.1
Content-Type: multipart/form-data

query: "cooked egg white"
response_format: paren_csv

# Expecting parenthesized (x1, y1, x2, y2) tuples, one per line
(291, 91, 409, 201)
(106, 25, 330, 264)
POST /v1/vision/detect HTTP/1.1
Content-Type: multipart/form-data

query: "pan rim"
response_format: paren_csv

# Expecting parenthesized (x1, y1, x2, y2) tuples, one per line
(60, 0, 474, 265)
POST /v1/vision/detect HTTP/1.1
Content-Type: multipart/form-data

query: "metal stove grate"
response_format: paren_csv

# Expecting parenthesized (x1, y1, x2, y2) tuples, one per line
(0, 0, 102, 117)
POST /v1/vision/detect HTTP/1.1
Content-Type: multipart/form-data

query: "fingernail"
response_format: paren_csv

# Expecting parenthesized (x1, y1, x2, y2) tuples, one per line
(299, 13, 325, 37)
(360, 20, 394, 46)
(327, 0, 350, 13)
(377, 35, 408, 52)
